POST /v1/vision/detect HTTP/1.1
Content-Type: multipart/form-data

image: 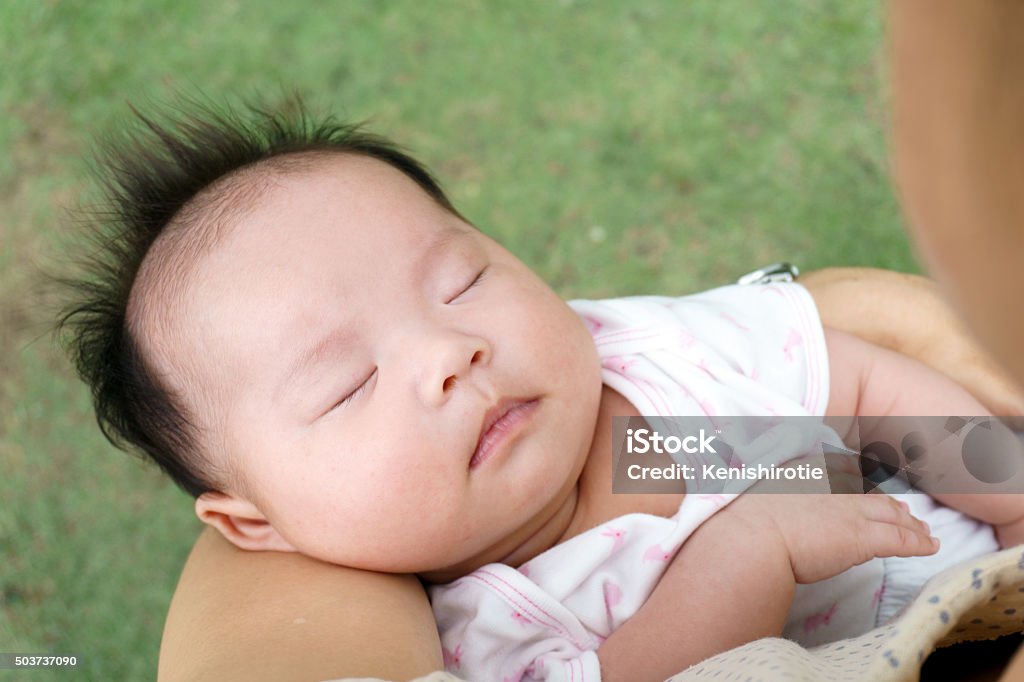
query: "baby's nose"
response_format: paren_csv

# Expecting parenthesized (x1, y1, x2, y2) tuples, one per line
(420, 335, 489, 406)
(441, 349, 485, 391)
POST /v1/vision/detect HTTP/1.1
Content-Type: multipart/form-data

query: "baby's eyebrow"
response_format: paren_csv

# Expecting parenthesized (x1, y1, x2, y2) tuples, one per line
(276, 225, 466, 397)
(413, 223, 465, 279)
(278, 324, 357, 399)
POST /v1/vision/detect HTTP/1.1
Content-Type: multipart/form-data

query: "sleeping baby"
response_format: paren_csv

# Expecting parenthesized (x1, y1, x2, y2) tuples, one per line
(57, 101, 1024, 682)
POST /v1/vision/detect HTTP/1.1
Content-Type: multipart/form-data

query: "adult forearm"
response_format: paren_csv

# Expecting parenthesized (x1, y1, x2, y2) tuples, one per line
(888, 0, 1024, 385)
(802, 267, 1024, 420)
(158, 528, 443, 681)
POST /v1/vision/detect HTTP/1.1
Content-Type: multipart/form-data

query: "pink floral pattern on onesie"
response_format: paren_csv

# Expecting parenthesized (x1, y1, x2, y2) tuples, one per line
(430, 283, 835, 681)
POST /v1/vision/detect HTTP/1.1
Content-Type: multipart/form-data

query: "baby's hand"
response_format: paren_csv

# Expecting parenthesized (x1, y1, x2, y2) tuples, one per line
(725, 493, 940, 584)
(995, 515, 1024, 548)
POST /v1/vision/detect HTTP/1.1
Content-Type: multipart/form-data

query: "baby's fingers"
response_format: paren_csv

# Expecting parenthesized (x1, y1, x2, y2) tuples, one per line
(862, 497, 940, 558)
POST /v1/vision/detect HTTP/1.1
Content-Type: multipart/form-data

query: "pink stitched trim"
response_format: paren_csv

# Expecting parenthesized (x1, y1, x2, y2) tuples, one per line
(782, 285, 823, 415)
(468, 573, 562, 634)
(472, 569, 589, 649)
(624, 373, 672, 417)
(594, 328, 659, 348)
(782, 286, 812, 413)
(799, 285, 827, 415)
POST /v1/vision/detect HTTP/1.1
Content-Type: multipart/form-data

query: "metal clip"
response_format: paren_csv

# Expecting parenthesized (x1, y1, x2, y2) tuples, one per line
(735, 262, 800, 285)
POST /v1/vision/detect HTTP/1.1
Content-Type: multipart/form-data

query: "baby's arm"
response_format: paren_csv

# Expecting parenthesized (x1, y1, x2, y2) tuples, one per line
(596, 493, 936, 682)
(824, 327, 1024, 546)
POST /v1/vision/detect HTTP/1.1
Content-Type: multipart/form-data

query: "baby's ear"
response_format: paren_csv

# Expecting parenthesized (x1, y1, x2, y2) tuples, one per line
(194, 492, 297, 553)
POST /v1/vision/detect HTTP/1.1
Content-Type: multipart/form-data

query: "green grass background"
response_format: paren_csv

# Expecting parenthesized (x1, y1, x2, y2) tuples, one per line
(0, 1, 916, 679)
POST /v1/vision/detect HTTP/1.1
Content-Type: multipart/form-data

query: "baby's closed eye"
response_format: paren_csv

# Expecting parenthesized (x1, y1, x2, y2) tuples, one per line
(446, 266, 488, 304)
(323, 368, 377, 417)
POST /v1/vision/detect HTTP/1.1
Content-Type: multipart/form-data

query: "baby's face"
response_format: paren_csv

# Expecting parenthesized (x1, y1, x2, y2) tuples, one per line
(183, 156, 602, 574)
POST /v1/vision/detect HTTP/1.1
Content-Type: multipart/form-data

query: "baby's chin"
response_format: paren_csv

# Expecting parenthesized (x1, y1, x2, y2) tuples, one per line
(409, 529, 531, 584)
(415, 554, 494, 585)
(299, 530, 495, 580)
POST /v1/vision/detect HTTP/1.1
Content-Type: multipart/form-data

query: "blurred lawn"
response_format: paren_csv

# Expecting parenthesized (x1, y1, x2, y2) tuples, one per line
(0, 1, 914, 679)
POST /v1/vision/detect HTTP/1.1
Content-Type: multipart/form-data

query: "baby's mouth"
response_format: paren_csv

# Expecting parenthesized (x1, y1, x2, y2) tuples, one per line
(469, 398, 540, 469)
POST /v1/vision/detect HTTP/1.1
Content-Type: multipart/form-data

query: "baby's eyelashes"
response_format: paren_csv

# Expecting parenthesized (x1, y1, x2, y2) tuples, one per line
(323, 367, 377, 417)
(446, 266, 489, 304)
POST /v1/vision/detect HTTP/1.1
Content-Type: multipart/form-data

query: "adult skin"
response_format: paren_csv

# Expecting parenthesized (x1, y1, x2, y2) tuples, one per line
(886, 2, 1024, 680)
(157, 267, 1023, 682)
(157, 527, 443, 681)
(889, 0, 1024, 387)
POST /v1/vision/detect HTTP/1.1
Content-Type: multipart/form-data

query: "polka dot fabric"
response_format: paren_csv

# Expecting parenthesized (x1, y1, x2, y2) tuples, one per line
(664, 546, 1024, 682)
(335, 547, 1024, 682)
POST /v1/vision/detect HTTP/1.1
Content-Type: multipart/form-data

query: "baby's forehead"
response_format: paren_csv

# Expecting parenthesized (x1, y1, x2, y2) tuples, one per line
(159, 153, 458, 288)
(161, 154, 472, 375)
(235, 165, 475, 273)
(123, 157, 368, 386)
